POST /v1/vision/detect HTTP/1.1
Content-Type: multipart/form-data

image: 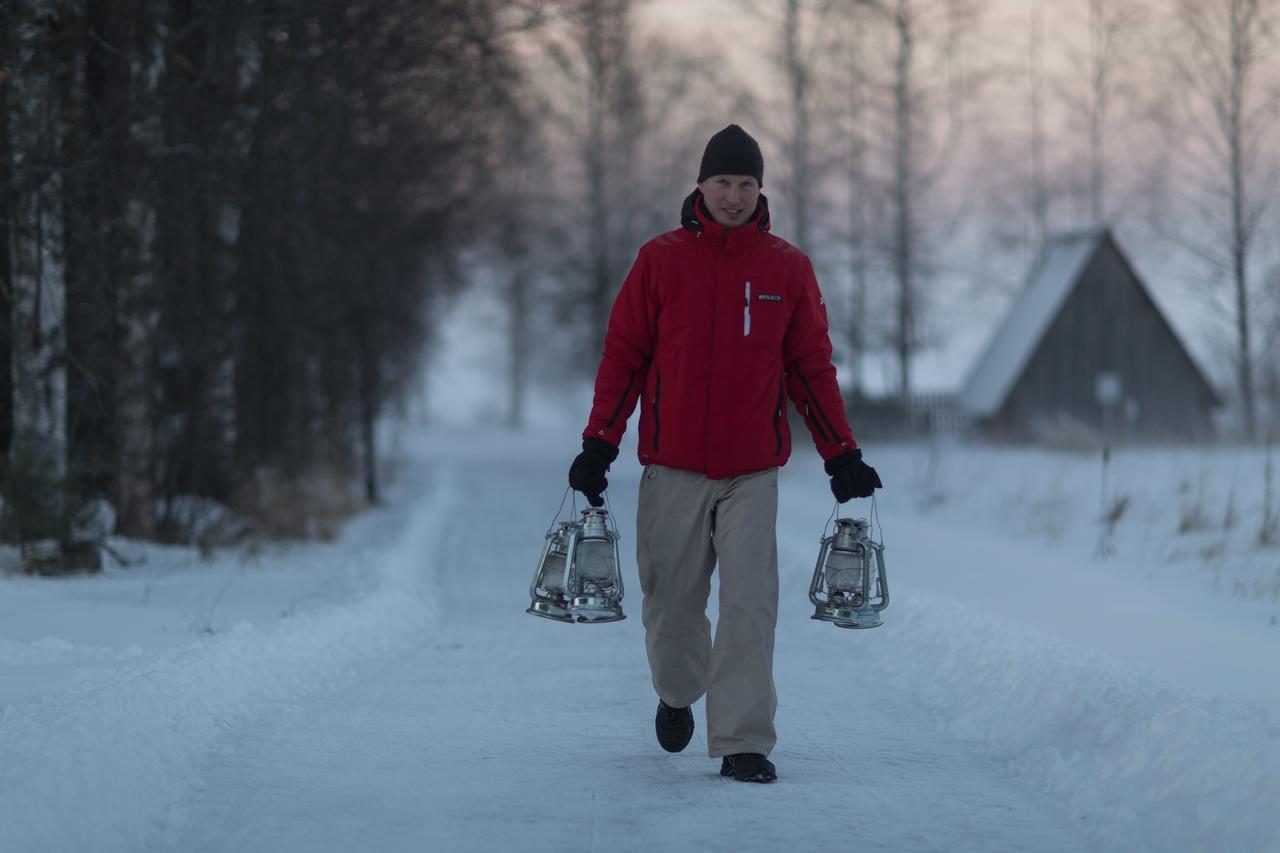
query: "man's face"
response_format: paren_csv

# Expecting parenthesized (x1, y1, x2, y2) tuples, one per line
(698, 175, 760, 228)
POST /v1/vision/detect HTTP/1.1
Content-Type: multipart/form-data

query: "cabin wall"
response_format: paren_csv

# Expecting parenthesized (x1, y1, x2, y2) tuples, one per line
(996, 240, 1215, 441)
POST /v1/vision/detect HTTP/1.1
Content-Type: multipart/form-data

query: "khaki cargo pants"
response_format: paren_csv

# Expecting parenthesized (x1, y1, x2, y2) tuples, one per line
(636, 464, 779, 758)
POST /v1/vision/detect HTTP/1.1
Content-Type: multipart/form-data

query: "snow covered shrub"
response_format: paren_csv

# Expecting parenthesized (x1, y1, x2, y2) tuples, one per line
(231, 463, 365, 541)
(1259, 444, 1278, 549)
(1028, 413, 1105, 451)
(71, 497, 117, 542)
(1220, 485, 1239, 531)
(1094, 492, 1131, 559)
(914, 440, 950, 511)
(1176, 475, 1212, 534)
(157, 495, 253, 554)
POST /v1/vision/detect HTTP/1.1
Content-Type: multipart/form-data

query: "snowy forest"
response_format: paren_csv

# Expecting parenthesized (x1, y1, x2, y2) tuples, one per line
(3, 2, 1280, 852)
(3, 1, 1280, 565)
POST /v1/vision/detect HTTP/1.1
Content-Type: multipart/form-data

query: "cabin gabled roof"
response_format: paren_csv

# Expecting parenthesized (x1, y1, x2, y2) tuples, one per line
(961, 229, 1102, 417)
(960, 227, 1220, 418)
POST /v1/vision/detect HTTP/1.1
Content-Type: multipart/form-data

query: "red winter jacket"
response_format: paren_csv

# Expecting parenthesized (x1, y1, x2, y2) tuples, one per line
(583, 191, 857, 479)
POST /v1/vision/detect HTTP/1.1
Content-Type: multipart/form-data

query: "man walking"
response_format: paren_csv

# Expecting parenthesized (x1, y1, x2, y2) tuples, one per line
(568, 124, 881, 783)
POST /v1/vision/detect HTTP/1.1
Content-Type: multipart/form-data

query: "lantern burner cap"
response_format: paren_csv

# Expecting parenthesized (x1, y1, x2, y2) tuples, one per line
(811, 603, 883, 629)
(569, 593, 626, 623)
(527, 598, 574, 622)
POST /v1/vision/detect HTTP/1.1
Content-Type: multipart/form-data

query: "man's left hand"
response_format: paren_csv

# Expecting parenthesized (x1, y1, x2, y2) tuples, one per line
(825, 449, 882, 503)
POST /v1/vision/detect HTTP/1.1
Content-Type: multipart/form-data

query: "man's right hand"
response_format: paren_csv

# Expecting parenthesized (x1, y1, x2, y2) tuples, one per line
(568, 438, 620, 507)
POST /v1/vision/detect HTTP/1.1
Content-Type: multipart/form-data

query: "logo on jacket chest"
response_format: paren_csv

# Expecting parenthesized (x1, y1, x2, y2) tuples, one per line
(743, 281, 784, 339)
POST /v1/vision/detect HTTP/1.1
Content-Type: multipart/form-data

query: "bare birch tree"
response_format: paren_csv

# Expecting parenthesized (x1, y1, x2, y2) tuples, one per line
(1029, 0, 1049, 244)
(491, 87, 553, 429)
(538, 1, 729, 371)
(841, 6, 875, 395)
(750, 0, 832, 255)
(854, 0, 981, 406)
(4, 4, 69, 506)
(1055, 0, 1146, 226)
(538, 0, 641, 362)
(76, 1, 161, 537)
(784, 0, 816, 254)
(1162, 0, 1279, 440)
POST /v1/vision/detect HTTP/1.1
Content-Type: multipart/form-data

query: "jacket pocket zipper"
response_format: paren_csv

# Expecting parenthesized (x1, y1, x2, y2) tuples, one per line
(773, 378, 785, 455)
(797, 370, 836, 443)
(652, 372, 662, 453)
(608, 369, 636, 428)
(743, 280, 751, 337)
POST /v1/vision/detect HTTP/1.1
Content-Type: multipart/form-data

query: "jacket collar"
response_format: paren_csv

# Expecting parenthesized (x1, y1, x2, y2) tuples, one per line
(680, 189, 770, 249)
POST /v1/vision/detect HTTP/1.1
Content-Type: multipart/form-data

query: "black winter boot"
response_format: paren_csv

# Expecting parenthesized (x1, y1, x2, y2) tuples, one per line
(719, 753, 777, 783)
(655, 700, 694, 753)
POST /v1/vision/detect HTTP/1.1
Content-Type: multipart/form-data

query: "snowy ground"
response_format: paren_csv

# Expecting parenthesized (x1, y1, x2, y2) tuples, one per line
(2, 426, 1278, 853)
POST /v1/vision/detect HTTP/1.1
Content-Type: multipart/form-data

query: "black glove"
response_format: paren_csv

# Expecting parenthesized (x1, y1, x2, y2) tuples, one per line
(568, 438, 620, 507)
(825, 449, 882, 503)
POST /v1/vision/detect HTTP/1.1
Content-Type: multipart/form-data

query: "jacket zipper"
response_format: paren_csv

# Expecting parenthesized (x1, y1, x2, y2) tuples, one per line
(743, 280, 751, 336)
(703, 250, 719, 473)
(773, 377, 785, 455)
(607, 369, 636, 428)
(652, 371, 662, 453)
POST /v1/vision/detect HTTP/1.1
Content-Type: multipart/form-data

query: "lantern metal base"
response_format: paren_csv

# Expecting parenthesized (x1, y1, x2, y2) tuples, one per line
(527, 598, 575, 623)
(568, 595, 626, 623)
(811, 604, 883, 629)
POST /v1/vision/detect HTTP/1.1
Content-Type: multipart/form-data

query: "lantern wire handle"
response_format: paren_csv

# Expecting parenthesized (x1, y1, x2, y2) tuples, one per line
(603, 491, 620, 536)
(871, 493, 885, 544)
(822, 500, 838, 540)
(547, 486, 573, 537)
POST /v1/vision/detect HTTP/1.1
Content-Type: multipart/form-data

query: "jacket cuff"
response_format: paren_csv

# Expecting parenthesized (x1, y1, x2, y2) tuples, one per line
(582, 437, 620, 464)
(823, 448, 862, 475)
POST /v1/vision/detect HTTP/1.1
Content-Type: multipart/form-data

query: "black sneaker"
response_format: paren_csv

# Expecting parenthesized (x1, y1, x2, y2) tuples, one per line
(719, 753, 777, 783)
(655, 700, 694, 753)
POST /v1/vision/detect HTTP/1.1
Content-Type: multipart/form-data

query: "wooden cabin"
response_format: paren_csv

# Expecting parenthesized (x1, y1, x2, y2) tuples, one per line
(960, 228, 1219, 442)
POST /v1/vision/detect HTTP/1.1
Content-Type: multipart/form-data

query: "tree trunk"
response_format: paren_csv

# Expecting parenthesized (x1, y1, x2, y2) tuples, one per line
(1088, 0, 1107, 225)
(0, 8, 14, 465)
(9, 10, 68, 493)
(1228, 0, 1256, 441)
(845, 9, 868, 396)
(507, 267, 530, 429)
(585, 3, 613, 359)
(357, 318, 380, 505)
(785, 0, 811, 254)
(114, 198, 159, 536)
(893, 1, 915, 407)
(1029, 0, 1048, 247)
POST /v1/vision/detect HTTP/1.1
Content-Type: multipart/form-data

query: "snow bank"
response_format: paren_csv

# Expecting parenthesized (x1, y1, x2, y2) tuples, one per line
(866, 584, 1280, 853)
(0, 468, 450, 853)
(892, 442, 1280, 616)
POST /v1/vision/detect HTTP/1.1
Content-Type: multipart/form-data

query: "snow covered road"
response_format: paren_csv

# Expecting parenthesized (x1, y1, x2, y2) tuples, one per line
(4, 428, 1279, 852)
(157, 444, 1094, 853)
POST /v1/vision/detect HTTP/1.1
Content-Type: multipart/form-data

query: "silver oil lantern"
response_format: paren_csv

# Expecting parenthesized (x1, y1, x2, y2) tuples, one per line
(528, 507, 626, 624)
(527, 520, 578, 622)
(809, 518, 889, 629)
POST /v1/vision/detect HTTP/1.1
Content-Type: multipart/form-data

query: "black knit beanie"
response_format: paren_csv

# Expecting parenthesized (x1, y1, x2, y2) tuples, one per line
(697, 124, 764, 186)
